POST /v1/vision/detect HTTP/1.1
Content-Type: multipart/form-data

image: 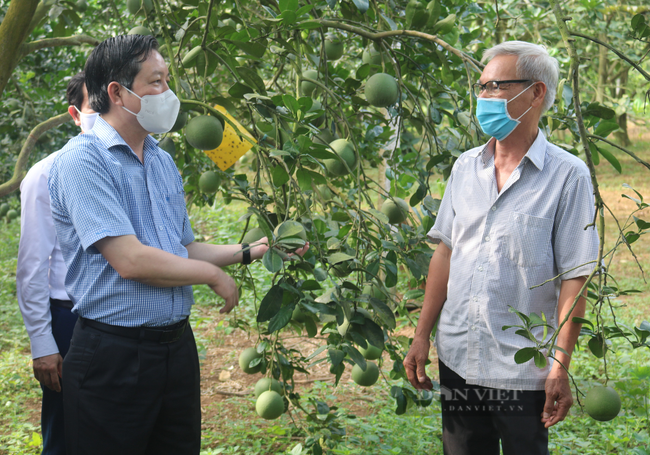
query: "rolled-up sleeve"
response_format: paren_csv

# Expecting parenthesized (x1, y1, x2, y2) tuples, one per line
(427, 172, 455, 250)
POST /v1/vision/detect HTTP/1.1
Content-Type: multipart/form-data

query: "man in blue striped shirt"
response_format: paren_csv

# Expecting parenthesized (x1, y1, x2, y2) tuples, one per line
(49, 35, 304, 455)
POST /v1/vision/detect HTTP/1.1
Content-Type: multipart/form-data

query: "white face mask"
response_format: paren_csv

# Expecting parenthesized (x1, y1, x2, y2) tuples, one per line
(121, 86, 181, 134)
(74, 105, 99, 133)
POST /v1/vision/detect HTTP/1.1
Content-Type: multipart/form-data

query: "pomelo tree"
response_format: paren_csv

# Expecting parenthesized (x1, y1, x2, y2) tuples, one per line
(1, 0, 650, 450)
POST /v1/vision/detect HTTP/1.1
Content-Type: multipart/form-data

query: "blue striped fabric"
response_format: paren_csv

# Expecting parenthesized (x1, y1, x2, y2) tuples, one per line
(48, 117, 195, 327)
(428, 129, 599, 390)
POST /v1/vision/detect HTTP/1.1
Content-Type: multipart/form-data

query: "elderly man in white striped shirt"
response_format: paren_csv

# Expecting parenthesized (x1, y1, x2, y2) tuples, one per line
(404, 41, 599, 455)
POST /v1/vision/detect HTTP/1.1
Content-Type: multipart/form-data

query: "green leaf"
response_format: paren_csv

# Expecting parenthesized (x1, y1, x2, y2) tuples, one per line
(296, 169, 326, 191)
(235, 66, 267, 95)
(271, 165, 290, 187)
(257, 284, 284, 322)
(634, 216, 650, 230)
(343, 345, 366, 371)
(533, 351, 547, 369)
(593, 120, 619, 137)
(304, 317, 318, 337)
(572, 316, 594, 329)
(329, 252, 355, 264)
(514, 347, 536, 364)
(632, 13, 647, 32)
(368, 297, 396, 330)
(262, 248, 283, 273)
(268, 304, 294, 333)
(351, 0, 370, 13)
(391, 386, 407, 415)
(361, 318, 385, 350)
(228, 82, 254, 98)
(279, 0, 299, 13)
(583, 103, 616, 120)
(597, 146, 622, 173)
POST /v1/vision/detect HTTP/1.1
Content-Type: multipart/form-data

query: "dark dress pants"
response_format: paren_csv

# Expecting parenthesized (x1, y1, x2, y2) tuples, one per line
(62, 318, 201, 455)
(41, 300, 77, 455)
(439, 360, 550, 455)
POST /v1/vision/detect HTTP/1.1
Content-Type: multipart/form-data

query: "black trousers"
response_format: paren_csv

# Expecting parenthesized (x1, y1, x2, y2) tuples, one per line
(42, 299, 77, 455)
(62, 318, 201, 455)
(439, 361, 549, 455)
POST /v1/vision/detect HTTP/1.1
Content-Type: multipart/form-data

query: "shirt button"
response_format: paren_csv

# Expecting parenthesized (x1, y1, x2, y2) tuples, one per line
(473, 296, 478, 302)
(485, 236, 490, 242)
(471, 325, 477, 331)
(491, 206, 496, 211)
(478, 266, 484, 272)
(159, 226, 164, 230)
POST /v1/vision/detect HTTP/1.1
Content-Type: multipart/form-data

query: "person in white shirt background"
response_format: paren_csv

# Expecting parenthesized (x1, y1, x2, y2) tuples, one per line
(16, 72, 97, 455)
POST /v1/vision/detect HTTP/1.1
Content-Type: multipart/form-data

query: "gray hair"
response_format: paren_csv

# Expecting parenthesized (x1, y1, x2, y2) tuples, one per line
(481, 41, 560, 112)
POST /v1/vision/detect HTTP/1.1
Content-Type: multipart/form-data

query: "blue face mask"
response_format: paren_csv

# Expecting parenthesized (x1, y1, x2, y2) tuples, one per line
(476, 83, 534, 141)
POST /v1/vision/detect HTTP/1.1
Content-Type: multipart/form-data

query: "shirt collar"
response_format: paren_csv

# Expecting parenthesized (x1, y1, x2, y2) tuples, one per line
(91, 116, 160, 157)
(472, 128, 547, 171)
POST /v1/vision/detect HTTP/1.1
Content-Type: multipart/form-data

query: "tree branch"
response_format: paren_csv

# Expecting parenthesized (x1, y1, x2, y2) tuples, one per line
(0, 113, 72, 198)
(588, 134, 650, 171)
(570, 31, 650, 82)
(315, 19, 484, 73)
(19, 34, 101, 60)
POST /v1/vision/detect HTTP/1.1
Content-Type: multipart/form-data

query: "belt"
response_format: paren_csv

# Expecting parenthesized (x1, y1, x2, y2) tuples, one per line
(79, 317, 188, 344)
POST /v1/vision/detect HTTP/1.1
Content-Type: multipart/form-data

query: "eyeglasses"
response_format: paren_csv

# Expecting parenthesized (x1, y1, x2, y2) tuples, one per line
(472, 80, 533, 98)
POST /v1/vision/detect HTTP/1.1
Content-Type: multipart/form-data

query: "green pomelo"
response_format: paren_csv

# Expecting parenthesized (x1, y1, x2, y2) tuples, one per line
(351, 362, 379, 387)
(313, 127, 337, 146)
(127, 0, 152, 15)
(359, 344, 383, 360)
(301, 70, 319, 97)
(128, 26, 152, 36)
(324, 38, 344, 60)
(6, 209, 18, 220)
(185, 115, 223, 150)
(169, 111, 188, 132)
(254, 378, 283, 398)
(307, 100, 325, 127)
(182, 46, 217, 76)
(158, 137, 176, 158)
(238, 347, 262, 374)
(75, 0, 88, 12)
(242, 227, 266, 244)
(365, 73, 399, 108)
(0, 203, 9, 217)
(585, 386, 621, 421)
(198, 171, 221, 193)
(405, 0, 429, 29)
(362, 48, 383, 66)
(274, 220, 307, 241)
(255, 390, 284, 420)
(381, 197, 409, 224)
(324, 139, 356, 176)
(182, 46, 203, 66)
(315, 185, 333, 202)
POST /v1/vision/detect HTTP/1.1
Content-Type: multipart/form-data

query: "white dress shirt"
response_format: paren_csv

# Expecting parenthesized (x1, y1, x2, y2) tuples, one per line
(428, 130, 599, 390)
(17, 151, 70, 359)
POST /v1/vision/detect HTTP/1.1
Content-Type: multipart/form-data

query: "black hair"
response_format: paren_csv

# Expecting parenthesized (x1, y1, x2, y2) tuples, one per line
(66, 72, 86, 110)
(84, 34, 159, 114)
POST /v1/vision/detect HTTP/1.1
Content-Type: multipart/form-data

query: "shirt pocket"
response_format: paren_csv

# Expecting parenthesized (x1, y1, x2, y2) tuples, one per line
(160, 192, 187, 241)
(503, 211, 553, 268)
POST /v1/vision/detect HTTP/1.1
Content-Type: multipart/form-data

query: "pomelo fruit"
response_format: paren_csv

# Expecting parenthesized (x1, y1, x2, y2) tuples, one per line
(362, 48, 383, 66)
(128, 26, 152, 36)
(365, 73, 399, 108)
(158, 137, 176, 158)
(351, 362, 379, 387)
(198, 170, 221, 193)
(254, 378, 283, 398)
(6, 209, 18, 220)
(324, 37, 344, 60)
(301, 70, 319, 96)
(169, 110, 188, 132)
(0, 203, 9, 217)
(359, 343, 383, 360)
(324, 139, 356, 176)
(238, 347, 262, 374)
(242, 227, 266, 244)
(185, 115, 223, 150)
(255, 390, 284, 420)
(584, 386, 621, 421)
(381, 197, 409, 224)
(313, 127, 337, 146)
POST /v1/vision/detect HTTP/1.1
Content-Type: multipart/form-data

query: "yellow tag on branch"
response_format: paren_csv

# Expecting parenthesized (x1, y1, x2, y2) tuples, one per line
(204, 105, 256, 171)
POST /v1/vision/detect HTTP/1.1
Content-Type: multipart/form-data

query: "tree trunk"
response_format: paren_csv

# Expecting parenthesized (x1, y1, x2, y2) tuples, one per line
(614, 68, 631, 147)
(0, 0, 40, 99)
(595, 32, 608, 103)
